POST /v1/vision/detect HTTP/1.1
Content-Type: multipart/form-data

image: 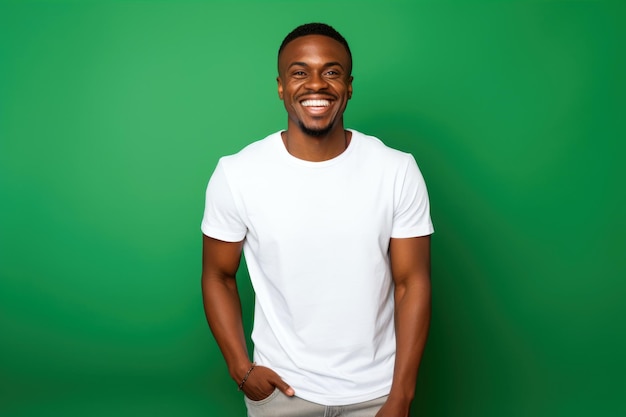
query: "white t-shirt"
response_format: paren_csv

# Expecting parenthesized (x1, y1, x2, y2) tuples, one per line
(202, 130, 433, 405)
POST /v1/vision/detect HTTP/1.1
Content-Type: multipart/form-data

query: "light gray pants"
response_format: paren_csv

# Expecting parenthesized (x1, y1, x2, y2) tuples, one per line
(245, 389, 388, 417)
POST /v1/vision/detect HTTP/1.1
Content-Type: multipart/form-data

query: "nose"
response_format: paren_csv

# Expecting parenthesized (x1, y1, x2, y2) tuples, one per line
(304, 72, 328, 91)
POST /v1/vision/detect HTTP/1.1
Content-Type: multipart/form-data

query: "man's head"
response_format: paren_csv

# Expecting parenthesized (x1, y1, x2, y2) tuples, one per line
(277, 23, 353, 138)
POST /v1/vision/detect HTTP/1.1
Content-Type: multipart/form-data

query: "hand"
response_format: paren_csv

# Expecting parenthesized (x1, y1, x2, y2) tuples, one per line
(241, 365, 294, 401)
(375, 395, 411, 417)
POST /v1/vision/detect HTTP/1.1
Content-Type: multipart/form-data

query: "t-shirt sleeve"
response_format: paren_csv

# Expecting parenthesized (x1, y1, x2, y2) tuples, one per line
(201, 160, 247, 242)
(391, 154, 434, 238)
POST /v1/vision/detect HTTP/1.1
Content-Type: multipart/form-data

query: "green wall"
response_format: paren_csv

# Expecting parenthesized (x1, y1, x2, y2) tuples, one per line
(1, 1, 624, 416)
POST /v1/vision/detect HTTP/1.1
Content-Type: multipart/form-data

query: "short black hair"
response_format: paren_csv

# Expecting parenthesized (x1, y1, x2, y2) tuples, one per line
(278, 23, 352, 73)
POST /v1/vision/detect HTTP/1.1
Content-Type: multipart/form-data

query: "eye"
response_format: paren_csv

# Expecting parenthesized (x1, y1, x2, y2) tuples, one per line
(325, 70, 341, 78)
(292, 70, 307, 77)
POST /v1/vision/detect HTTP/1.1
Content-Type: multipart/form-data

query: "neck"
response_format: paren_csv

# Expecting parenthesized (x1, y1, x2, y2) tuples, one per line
(282, 123, 351, 162)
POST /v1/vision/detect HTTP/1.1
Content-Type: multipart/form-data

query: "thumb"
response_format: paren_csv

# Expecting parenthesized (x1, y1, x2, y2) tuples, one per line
(274, 378, 295, 397)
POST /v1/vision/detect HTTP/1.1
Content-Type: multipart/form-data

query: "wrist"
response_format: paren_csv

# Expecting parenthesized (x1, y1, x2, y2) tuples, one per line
(228, 360, 254, 383)
(237, 362, 257, 391)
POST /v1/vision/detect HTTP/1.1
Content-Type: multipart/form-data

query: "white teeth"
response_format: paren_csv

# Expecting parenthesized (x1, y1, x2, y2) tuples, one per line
(301, 99, 330, 107)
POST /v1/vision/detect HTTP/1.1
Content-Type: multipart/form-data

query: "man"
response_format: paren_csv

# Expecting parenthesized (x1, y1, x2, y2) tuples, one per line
(201, 23, 433, 417)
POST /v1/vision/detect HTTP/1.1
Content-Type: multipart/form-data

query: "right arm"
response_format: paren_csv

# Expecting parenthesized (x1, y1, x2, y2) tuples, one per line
(201, 234, 294, 399)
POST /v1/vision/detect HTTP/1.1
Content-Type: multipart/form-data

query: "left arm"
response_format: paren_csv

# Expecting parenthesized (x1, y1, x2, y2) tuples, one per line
(377, 235, 431, 417)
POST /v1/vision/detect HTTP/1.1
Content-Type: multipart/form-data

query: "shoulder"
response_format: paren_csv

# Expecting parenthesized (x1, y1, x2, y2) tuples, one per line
(219, 131, 282, 170)
(350, 129, 415, 166)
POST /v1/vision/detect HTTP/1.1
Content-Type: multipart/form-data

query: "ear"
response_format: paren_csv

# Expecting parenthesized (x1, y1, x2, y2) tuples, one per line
(347, 75, 353, 99)
(277, 76, 284, 100)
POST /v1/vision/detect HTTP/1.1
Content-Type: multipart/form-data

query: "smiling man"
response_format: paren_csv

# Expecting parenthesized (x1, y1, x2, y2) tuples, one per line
(201, 23, 434, 417)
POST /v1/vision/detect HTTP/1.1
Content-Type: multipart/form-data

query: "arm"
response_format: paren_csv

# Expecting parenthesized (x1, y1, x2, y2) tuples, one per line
(201, 234, 294, 399)
(377, 235, 431, 417)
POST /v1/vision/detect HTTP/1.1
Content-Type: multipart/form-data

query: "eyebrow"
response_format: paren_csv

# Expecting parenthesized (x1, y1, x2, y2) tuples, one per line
(288, 61, 345, 69)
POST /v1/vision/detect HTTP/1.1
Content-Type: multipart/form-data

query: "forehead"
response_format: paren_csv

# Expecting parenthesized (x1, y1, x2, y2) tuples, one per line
(278, 34, 350, 69)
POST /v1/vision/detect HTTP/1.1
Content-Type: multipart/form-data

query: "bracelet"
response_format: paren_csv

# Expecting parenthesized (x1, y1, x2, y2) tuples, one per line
(238, 362, 256, 391)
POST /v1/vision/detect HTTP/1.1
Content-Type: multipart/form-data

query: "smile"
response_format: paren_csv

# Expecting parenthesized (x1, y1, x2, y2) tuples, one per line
(301, 99, 331, 107)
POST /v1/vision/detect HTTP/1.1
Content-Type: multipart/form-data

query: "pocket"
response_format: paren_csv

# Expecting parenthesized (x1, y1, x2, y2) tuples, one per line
(244, 388, 280, 406)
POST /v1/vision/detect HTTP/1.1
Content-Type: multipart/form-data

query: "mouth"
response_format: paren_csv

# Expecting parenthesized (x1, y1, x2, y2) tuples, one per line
(299, 98, 333, 115)
(300, 99, 331, 108)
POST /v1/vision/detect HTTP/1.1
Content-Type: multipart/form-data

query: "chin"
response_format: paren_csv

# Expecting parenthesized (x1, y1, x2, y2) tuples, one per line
(299, 121, 334, 137)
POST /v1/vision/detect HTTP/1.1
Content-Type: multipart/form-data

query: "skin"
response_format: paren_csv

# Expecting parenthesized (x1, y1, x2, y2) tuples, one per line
(201, 34, 431, 417)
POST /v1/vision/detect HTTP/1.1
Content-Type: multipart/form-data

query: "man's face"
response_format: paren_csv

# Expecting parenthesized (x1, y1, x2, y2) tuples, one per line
(277, 35, 353, 137)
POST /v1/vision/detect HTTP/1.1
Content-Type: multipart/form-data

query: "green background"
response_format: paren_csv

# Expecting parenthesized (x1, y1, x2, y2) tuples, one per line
(1, 0, 624, 416)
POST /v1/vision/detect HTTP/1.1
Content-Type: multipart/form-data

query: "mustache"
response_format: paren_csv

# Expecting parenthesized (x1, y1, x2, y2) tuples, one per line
(296, 93, 337, 101)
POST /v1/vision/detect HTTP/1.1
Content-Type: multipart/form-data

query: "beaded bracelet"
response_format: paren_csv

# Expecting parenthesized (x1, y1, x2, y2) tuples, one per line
(238, 362, 256, 391)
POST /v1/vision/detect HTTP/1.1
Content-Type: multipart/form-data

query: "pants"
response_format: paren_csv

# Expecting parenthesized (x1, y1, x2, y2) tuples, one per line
(245, 389, 388, 417)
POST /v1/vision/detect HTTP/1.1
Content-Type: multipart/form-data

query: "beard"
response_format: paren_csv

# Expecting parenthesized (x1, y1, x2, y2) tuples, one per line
(298, 120, 334, 138)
